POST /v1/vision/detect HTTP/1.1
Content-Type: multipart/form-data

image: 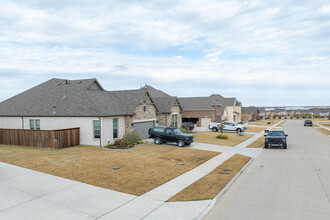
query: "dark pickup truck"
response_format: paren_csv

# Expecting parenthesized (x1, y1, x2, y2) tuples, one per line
(304, 120, 313, 126)
(149, 126, 194, 147)
(264, 129, 288, 149)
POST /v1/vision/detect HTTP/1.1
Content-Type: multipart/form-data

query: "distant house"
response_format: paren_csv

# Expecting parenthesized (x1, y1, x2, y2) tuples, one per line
(241, 106, 258, 122)
(179, 94, 242, 126)
(257, 107, 266, 119)
(319, 111, 330, 117)
(0, 78, 181, 145)
(209, 94, 242, 123)
(178, 97, 221, 127)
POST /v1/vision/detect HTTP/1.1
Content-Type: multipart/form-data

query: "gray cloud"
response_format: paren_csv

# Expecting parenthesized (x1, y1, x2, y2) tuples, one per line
(0, 0, 329, 105)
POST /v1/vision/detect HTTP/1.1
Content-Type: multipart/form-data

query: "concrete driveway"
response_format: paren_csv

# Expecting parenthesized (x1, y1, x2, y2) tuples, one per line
(205, 120, 330, 220)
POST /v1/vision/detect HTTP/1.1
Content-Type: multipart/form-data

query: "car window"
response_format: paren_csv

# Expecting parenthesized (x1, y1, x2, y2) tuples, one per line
(268, 131, 285, 136)
(173, 128, 182, 134)
(224, 122, 229, 125)
(165, 129, 173, 135)
(153, 127, 165, 132)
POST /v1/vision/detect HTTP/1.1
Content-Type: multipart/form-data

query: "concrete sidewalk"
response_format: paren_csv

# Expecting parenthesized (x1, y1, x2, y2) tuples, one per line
(0, 121, 283, 219)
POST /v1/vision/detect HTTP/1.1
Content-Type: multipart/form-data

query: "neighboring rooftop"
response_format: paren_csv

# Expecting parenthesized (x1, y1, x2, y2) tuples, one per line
(0, 78, 178, 117)
(178, 97, 219, 111)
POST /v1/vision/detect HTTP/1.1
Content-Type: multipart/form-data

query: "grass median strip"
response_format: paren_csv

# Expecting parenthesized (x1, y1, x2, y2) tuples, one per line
(167, 154, 251, 202)
(248, 120, 281, 126)
(194, 132, 253, 146)
(246, 136, 265, 148)
(319, 128, 330, 135)
(0, 144, 219, 196)
(245, 126, 266, 133)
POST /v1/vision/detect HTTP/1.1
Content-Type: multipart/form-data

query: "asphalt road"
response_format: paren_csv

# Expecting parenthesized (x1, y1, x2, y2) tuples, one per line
(205, 120, 330, 220)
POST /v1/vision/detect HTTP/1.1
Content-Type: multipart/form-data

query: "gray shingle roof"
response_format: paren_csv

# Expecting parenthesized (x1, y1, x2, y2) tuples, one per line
(178, 97, 219, 110)
(144, 85, 180, 113)
(242, 106, 258, 115)
(209, 94, 241, 114)
(0, 78, 148, 117)
(0, 79, 183, 117)
(257, 107, 265, 113)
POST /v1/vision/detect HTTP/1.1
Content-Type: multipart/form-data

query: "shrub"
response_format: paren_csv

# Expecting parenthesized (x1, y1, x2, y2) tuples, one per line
(216, 134, 229, 139)
(123, 132, 142, 145)
(290, 116, 293, 119)
(279, 116, 282, 119)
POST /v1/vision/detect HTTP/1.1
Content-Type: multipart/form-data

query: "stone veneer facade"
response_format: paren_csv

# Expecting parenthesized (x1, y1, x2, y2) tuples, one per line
(125, 94, 157, 133)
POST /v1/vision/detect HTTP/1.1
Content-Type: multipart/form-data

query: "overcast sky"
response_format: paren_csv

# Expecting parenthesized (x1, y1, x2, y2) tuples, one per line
(1, 0, 329, 106)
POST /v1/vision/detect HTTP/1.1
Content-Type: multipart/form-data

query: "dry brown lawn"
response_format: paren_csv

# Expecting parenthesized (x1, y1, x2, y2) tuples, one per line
(248, 120, 281, 126)
(321, 124, 330, 127)
(194, 132, 253, 146)
(312, 119, 329, 122)
(319, 128, 330, 135)
(0, 144, 219, 196)
(246, 136, 265, 148)
(245, 126, 266, 133)
(168, 154, 251, 201)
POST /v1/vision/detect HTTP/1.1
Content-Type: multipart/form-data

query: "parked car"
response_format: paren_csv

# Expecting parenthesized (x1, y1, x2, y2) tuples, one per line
(304, 120, 313, 126)
(182, 122, 195, 131)
(264, 129, 288, 149)
(209, 121, 245, 133)
(148, 126, 194, 147)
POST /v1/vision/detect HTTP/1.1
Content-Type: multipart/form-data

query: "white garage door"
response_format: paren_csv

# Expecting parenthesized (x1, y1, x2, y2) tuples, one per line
(134, 121, 155, 139)
(201, 118, 212, 127)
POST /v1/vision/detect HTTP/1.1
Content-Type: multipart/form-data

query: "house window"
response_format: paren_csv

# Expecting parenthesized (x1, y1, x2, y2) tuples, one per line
(113, 118, 118, 139)
(29, 119, 40, 130)
(143, 106, 146, 112)
(30, 119, 35, 130)
(36, 119, 40, 130)
(93, 120, 100, 139)
(171, 114, 178, 128)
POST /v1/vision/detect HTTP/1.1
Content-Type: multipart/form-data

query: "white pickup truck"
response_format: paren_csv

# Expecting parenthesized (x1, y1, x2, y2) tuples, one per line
(208, 121, 246, 133)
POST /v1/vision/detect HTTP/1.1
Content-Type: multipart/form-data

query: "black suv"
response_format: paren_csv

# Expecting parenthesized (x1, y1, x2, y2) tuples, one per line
(149, 126, 194, 147)
(304, 120, 313, 126)
(264, 130, 288, 149)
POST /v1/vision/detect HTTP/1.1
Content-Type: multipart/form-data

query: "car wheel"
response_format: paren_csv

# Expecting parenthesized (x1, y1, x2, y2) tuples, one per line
(177, 140, 185, 147)
(236, 128, 242, 133)
(283, 144, 287, 149)
(212, 127, 218, 132)
(264, 144, 268, 148)
(154, 137, 162, 145)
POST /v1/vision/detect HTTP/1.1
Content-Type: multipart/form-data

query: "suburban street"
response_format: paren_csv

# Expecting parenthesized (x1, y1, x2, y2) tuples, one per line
(205, 120, 330, 220)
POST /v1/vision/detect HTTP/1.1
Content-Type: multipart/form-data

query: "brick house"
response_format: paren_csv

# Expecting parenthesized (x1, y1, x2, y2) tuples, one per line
(179, 94, 242, 126)
(178, 97, 221, 127)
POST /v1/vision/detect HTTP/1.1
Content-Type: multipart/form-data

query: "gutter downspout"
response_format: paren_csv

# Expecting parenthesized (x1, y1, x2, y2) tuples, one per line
(21, 116, 24, 129)
(99, 116, 102, 147)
